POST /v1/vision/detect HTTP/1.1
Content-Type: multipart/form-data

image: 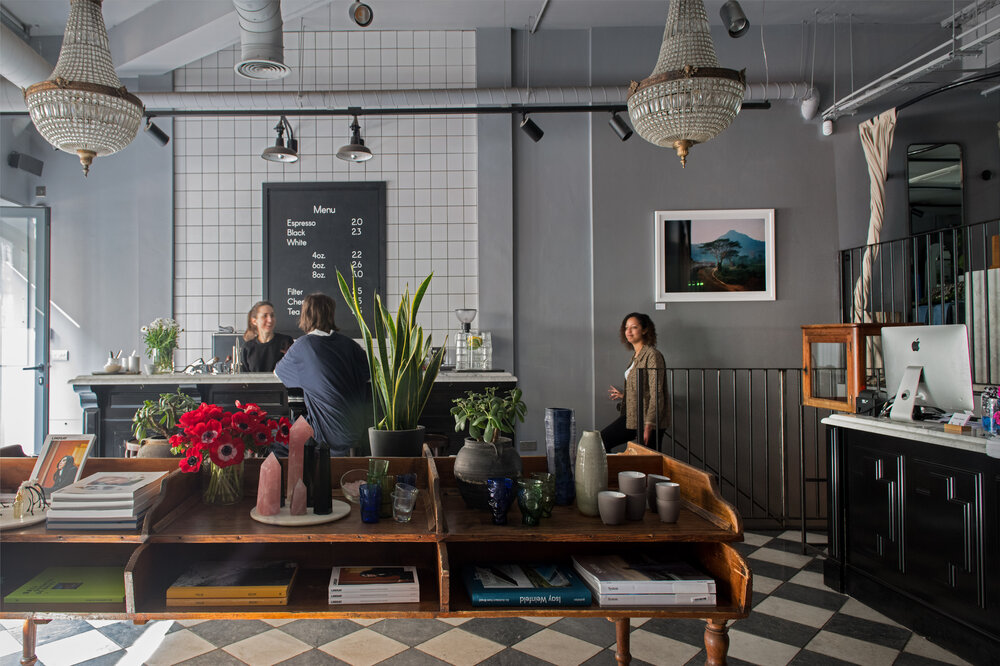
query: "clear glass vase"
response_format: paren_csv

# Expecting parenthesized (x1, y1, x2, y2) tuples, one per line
(202, 461, 244, 505)
(151, 347, 174, 374)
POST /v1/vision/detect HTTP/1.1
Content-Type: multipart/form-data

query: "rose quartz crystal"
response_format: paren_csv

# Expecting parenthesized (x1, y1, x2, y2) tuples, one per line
(290, 479, 307, 515)
(256, 452, 281, 516)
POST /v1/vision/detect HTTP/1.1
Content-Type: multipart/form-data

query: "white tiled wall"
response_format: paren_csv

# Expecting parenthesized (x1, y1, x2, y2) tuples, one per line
(172, 30, 477, 364)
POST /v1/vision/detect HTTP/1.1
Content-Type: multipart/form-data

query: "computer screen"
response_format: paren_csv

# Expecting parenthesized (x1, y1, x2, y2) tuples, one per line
(881, 324, 974, 421)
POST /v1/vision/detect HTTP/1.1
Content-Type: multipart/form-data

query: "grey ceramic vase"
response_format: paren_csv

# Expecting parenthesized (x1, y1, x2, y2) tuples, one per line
(137, 438, 175, 458)
(454, 436, 522, 509)
(574, 430, 608, 516)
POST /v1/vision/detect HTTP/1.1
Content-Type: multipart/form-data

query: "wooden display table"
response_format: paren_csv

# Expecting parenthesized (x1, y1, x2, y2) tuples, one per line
(1, 444, 750, 665)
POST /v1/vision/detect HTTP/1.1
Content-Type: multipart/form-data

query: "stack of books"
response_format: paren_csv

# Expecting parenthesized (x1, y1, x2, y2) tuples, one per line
(166, 561, 299, 607)
(462, 563, 591, 607)
(46, 471, 167, 530)
(4, 566, 125, 605)
(328, 566, 420, 605)
(571, 554, 717, 606)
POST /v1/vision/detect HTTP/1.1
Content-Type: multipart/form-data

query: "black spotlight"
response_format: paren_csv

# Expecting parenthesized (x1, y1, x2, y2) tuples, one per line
(144, 119, 170, 146)
(261, 116, 299, 163)
(349, 2, 373, 27)
(609, 112, 633, 141)
(520, 114, 544, 142)
(720, 0, 750, 38)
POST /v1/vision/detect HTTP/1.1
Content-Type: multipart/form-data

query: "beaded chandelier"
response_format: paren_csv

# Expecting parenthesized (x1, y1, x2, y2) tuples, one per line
(627, 0, 746, 167)
(24, 0, 144, 176)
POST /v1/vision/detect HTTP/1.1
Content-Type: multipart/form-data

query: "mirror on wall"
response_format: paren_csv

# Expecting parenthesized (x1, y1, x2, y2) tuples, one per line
(907, 143, 963, 236)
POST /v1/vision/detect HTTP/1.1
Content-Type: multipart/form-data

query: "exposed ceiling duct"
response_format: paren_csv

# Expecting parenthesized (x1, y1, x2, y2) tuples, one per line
(0, 23, 53, 89)
(232, 0, 290, 80)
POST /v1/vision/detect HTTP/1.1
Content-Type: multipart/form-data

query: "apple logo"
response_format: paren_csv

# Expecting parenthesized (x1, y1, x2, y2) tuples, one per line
(911, 338, 920, 352)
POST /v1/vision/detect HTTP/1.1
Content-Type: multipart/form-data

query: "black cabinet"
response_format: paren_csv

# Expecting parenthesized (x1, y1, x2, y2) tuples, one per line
(826, 423, 1000, 664)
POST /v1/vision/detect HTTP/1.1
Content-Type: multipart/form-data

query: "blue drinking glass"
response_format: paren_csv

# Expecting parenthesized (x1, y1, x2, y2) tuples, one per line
(486, 477, 514, 525)
(359, 482, 381, 523)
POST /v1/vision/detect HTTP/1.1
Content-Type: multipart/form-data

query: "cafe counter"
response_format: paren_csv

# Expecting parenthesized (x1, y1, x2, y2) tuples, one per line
(70, 371, 517, 457)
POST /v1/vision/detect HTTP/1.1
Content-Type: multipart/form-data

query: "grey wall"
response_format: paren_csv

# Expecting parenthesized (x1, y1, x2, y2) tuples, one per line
(0, 118, 44, 206)
(43, 122, 174, 431)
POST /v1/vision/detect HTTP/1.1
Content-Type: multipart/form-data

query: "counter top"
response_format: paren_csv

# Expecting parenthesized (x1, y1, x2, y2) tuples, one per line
(70, 370, 517, 386)
(822, 413, 997, 457)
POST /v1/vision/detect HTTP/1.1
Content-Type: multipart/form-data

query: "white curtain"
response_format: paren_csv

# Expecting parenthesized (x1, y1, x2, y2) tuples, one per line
(852, 108, 897, 323)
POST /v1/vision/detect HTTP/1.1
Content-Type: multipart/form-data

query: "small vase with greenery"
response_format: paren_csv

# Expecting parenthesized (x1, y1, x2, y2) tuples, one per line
(337, 270, 446, 455)
(142, 317, 182, 373)
(131, 389, 200, 450)
(450, 387, 526, 509)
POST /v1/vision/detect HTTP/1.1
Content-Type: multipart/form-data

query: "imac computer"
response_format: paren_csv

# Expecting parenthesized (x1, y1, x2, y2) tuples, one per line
(881, 324, 974, 421)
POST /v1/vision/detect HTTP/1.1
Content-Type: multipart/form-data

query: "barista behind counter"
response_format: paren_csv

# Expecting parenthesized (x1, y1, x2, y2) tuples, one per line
(241, 300, 295, 372)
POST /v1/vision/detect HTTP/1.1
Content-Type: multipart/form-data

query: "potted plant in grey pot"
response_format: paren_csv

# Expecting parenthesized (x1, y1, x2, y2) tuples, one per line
(337, 270, 446, 457)
(130, 389, 200, 458)
(450, 386, 526, 509)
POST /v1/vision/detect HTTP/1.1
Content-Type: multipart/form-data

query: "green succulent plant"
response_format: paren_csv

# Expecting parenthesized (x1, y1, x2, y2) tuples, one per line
(131, 389, 199, 441)
(450, 387, 526, 444)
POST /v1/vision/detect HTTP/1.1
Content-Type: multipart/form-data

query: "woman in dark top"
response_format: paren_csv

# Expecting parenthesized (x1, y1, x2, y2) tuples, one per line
(50, 455, 78, 491)
(241, 300, 294, 372)
(275, 293, 371, 457)
(600, 312, 670, 452)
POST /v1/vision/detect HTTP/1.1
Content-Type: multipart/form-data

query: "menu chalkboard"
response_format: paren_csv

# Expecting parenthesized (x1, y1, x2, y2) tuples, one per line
(263, 182, 385, 339)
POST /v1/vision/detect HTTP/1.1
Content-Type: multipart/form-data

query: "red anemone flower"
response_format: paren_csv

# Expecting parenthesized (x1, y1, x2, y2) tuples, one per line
(209, 435, 244, 467)
(188, 419, 223, 445)
(231, 411, 253, 433)
(179, 448, 203, 473)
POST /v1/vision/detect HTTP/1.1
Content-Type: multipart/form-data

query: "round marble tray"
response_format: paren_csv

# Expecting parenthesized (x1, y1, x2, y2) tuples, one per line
(250, 500, 350, 526)
(0, 508, 47, 531)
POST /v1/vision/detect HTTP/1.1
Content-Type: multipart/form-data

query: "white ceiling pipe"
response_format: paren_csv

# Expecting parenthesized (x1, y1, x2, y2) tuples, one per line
(744, 82, 820, 120)
(232, 0, 289, 80)
(0, 24, 53, 89)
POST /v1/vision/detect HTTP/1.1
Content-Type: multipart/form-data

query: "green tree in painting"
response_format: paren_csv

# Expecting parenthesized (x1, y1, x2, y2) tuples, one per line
(699, 239, 742, 268)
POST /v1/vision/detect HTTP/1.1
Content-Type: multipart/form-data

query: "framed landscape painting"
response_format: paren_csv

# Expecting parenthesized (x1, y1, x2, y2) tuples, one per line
(654, 209, 776, 302)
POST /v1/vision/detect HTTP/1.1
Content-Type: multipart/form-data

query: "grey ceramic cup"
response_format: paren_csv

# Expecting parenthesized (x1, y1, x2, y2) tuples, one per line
(618, 471, 646, 494)
(598, 491, 626, 525)
(655, 481, 680, 501)
(657, 498, 680, 523)
(646, 474, 670, 510)
(625, 491, 646, 521)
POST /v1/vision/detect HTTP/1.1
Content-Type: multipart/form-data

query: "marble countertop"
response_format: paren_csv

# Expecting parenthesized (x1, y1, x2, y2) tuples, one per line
(822, 413, 997, 457)
(70, 370, 517, 386)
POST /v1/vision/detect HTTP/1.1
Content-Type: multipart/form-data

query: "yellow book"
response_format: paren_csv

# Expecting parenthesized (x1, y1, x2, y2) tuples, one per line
(165, 561, 297, 599)
(166, 595, 288, 607)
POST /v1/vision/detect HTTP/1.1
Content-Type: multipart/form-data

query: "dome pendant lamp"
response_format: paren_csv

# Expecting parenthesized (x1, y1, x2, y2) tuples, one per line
(626, 0, 746, 167)
(24, 0, 144, 177)
(336, 115, 373, 162)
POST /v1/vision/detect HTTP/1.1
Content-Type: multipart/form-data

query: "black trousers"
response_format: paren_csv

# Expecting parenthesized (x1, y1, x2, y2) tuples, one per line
(600, 414, 664, 453)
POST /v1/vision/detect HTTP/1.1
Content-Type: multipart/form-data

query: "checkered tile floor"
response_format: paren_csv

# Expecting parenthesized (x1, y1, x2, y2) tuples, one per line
(0, 531, 974, 666)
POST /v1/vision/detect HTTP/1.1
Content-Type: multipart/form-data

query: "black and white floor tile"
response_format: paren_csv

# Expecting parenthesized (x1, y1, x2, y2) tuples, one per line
(0, 531, 975, 666)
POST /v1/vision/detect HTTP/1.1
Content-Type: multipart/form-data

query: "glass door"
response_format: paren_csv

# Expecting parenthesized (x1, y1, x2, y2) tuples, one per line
(1, 206, 50, 453)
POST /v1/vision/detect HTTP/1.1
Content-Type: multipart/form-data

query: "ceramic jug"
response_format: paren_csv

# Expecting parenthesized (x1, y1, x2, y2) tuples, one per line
(454, 436, 521, 509)
(574, 430, 608, 516)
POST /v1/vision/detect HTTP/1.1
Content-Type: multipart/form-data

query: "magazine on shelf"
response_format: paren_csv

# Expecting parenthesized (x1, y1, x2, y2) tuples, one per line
(166, 596, 289, 607)
(328, 566, 419, 594)
(328, 592, 421, 604)
(46, 496, 157, 520)
(571, 555, 716, 595)
(594, 591, 717, 607)
(462, 564, 592, 607)
(167, 561, 299, 599)
(4, 567, 125, 604)
(50, 471, 167, 501)
(45, 515, 146, 531)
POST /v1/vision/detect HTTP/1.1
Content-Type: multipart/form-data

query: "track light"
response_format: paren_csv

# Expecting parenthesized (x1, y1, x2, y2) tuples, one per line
(609, 112, 633, 141)
(349, 2, 373, 27)
(720, 1, 750, 38)
(261, 116, 298, 163)
(337, 115, 373, 162)
(144, 119, 170, 146)
(519, 114, 544, 142)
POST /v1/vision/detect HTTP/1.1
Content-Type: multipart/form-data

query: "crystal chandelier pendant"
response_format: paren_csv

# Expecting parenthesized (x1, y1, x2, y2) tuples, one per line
(24, 0, 144, 176)
(627, 0, 746, 167)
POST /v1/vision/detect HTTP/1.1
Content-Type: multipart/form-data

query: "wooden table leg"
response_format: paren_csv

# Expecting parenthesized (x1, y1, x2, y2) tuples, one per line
(704, 619, 729, 666)
(612, 617, 631, 666)
(21, 618, 50, 666)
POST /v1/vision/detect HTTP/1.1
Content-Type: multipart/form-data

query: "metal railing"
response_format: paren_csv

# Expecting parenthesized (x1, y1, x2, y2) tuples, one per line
(640, 368, 830, 536)
(841, 218, 1000, 384)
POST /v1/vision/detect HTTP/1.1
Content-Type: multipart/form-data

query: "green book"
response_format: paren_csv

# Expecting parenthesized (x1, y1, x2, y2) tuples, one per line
(4, 567, 125, 604)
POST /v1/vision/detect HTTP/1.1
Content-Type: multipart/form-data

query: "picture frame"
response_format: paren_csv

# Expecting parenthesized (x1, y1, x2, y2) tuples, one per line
(29, 434, 95, 497)
(655, 209, 776, 302)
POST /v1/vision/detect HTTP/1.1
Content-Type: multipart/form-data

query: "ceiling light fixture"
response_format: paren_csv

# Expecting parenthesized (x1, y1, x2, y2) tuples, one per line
(144, 119, 170, 146)
(519, 114, 544, 142)
(720, 1, 750, 38)
(336, 115, 373, 162)
(261, 115, 298, 162)
(609, 112, 633, 141)
(24, 0, 144, 177)
(627, 0, 746, 167)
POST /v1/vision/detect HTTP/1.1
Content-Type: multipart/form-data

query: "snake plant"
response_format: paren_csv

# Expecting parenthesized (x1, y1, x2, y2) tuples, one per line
(337, 270, 446, 431)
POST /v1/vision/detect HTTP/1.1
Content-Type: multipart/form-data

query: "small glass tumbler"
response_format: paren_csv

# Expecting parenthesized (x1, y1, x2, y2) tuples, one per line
(367, 458, 389, 482)
(391, 483, 419, 523)
(378, 474, 395, 518)
(517, 479, 544, 526)
(359, 482, 381, 523)
(531, 472, 556, 518)
(486, 477, 514, 525)
(396, 472, 417, 488)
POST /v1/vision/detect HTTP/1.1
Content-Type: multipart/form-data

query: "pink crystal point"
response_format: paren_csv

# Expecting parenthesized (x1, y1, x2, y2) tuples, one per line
(286, 416, 312, 503)
(290, 479, 307, 515)
(256, 452, 281, 516)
